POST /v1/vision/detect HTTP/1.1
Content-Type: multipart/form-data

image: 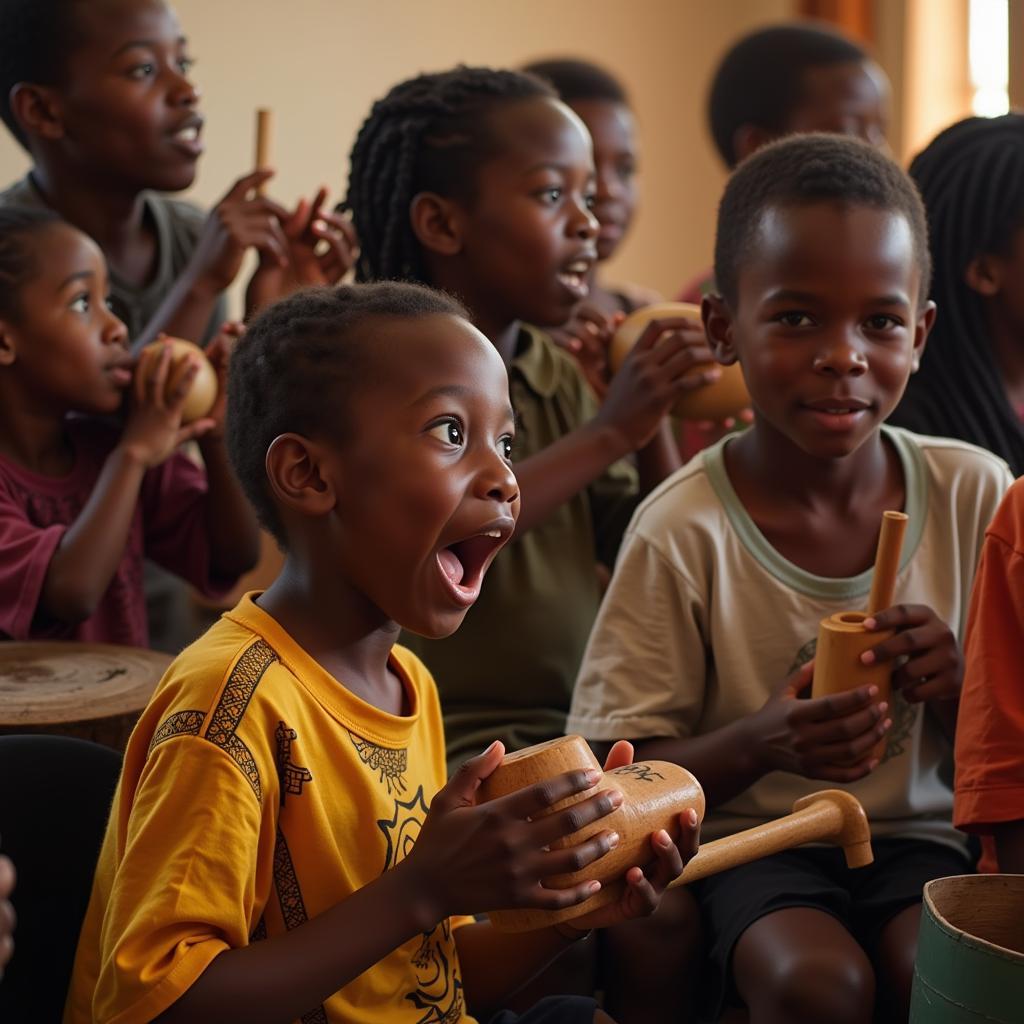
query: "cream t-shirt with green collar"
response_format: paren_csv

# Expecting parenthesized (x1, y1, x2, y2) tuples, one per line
(567, 426, 1013, 853)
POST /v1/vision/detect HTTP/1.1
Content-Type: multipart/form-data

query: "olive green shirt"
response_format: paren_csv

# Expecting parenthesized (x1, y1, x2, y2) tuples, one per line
(402, 326, 638, 775)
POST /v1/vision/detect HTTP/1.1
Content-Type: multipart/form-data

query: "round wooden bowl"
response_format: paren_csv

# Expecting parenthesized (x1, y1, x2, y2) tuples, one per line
(609, 302, 749, 422)
(0, 642, 171, 751)
(140, 337, 218, 423)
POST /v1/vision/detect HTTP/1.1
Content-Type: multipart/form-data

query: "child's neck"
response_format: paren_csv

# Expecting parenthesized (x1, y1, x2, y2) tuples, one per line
(258, 556, 407, 716)
(725, 421, 904, 578)
(0, 388, 74, 475)
(29, 163, 153, 284)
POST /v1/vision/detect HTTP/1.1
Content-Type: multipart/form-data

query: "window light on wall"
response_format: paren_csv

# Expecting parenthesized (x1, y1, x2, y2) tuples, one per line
(969, 0, 1010, 115)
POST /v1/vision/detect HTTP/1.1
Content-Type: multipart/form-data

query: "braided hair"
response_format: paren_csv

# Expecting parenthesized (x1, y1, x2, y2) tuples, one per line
(343, 67, 555, 284)
(890, 114, 1024, 474)
(0, 207, 62, 320)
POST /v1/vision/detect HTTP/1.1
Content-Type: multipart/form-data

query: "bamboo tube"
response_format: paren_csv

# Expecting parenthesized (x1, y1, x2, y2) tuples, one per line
(867, 510, 909, 615)
(254, 108, 273, 194)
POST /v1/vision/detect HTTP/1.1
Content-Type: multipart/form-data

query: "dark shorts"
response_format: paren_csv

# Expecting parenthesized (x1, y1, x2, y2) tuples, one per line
(691, 838, 971, 1020)
(487, 995, 598, 1024)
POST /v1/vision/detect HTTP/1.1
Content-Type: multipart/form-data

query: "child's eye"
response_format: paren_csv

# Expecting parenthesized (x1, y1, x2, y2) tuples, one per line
(776, 312, 813, 328)
(498, 435, 514, 460)
(536, 187, 562, 205)
(69, 294, 90, 313)
(584, 191, 598, 210)
(864, 314, 902, 331)
(178, 57, 195, 75)
(427, 419, 464, 447)
(127, 63, 155, 80)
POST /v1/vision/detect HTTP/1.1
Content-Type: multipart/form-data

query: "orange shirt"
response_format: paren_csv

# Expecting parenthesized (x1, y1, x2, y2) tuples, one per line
(955, 477, 1024, 872)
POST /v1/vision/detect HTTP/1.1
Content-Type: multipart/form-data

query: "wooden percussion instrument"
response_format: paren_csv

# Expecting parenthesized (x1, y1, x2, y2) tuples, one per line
(139, 337, 218, 424)
(0, 643, 171, 751)
(255, 108, 273, 194)
(609, 302, 750, 422)
(812, 510, 908, 759)
(479, 735, 872, 932)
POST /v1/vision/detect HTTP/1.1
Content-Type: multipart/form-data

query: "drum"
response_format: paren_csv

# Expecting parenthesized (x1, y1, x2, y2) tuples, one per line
(910, 874, 1024, 1022)
(0, 643, 171, 751)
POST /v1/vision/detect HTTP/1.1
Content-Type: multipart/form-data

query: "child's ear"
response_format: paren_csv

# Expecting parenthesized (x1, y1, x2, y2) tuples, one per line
(964, 253, 1003, 297)
(265, 434, 335, 518)
(410, 192, 464, 256)
(9, 83, 66, 142)
(732, 124, 775, 165)
(703, 294, 738, 365)
(910, 299, 937, 373)
(0, 321, 18, 367)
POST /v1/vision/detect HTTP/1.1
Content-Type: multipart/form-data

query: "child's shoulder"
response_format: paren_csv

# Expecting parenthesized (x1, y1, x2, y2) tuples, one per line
(514, 324, 596, 403)
(984, 476, 1024, 554)
(632, 442, 724, 533)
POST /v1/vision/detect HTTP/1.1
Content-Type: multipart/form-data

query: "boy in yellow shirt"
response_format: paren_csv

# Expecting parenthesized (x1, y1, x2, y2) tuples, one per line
(64, 282, 699, 1024)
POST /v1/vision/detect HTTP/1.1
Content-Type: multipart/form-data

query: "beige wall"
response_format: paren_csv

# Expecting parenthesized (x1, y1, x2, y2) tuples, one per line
(0, 0, 792, 312)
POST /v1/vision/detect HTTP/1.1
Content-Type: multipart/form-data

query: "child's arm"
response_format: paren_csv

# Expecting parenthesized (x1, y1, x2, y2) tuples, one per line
(40, 349, 212, 624)
(861, 605, 962, 741)
(634, 662, 890, 808)
(514, 317, 716, 534)
(154, 744, 626, 1023)
(132, 171, 291, 351)
(188, 324, 260, 578)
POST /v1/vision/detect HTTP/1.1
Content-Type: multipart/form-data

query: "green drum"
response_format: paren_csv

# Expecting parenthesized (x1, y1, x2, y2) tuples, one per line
(910, 875, 1024, 1022)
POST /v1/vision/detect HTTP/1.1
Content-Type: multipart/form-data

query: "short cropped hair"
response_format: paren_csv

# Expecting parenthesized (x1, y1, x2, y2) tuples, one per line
(709, 23, 867, 168)
(520, 58, 628, 106)
(227, 283, 468, 545)
(713, 133, 930, 307)
(0, 0, 80, 149)
(0, 207, 63, 319)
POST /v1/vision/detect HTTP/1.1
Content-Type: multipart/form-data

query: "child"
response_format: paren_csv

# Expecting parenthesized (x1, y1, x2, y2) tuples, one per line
(890, 115, 1024, 474)
(63, 283, 699, 1024)
(568, 135, 1013, 1024)
(520, 59, 666, 395)
(0, 0, 356, 347)
(344, 70, 710, 1020)
(954, 477, 1024, 874)
(0, 207, 258, 646)
(677, 21, 890, 305)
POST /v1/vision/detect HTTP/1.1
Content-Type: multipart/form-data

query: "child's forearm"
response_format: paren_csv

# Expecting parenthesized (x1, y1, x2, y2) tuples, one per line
(513, 419, 632, 535)
(635, 419, 682, 494)
(197, 438, 260, 579)
(132, 269, 221, 352)
(634, 720, 765, 808)
(40, 446, 147, 624)
(153, 860, 438, 1024)
(453, 920, 580, 1017)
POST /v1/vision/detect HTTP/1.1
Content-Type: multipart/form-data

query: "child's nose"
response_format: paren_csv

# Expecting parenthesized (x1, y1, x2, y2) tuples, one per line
(813, 331, 869, 376)
(102, 307, 129, 347)
(479, 454, 520, 506)
(570, 200, 599, 240)
(170, 71, 201, 107)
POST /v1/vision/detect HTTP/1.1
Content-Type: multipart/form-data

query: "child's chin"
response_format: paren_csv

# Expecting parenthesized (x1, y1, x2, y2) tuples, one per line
(405, 610, 470, 641)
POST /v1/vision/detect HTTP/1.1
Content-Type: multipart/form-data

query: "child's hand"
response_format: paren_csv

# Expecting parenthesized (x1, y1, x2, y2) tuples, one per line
(549, 305, 620, 398)
(563, 741, 700, 933)
(401, 741, 623, 927)
(597, 316, 720, 452)
(245, 188, 358, 314)
(189, 170, 292, 295)
(0, 853, 14, 977)
(121, 341, 215, 466)
(749, 661, 891, 782)
(198, 321, 246, 440)
(861, 605, 963, 704)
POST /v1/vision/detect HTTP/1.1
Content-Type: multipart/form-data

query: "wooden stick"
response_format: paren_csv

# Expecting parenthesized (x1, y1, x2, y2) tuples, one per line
(866, 510, 909, 615)
(671, 789, 873, 888)
(254, 108, 273, 194)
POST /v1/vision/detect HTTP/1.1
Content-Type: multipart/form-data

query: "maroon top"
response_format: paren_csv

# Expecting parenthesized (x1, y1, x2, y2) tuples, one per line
(0, 418, 233, 646)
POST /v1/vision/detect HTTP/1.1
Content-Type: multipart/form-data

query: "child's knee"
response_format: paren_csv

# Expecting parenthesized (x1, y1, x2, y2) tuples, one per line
(759, 947, 874, 1024)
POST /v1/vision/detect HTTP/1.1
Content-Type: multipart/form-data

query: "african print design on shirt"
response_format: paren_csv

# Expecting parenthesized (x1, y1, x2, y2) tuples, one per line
(275, 721, 313, 804)
(379, 787, 466, 1022)
(273, 825, 328, 1024)
(349, 730, 409, 793)
(789, 635, 917, 765)
(148, 709, 205, 755)
(203, 638, 278, 799)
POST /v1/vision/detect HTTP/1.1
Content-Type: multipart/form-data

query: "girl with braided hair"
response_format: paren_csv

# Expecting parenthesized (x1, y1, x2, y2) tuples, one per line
(890, 114, 1024, 473)
(344, 66, 706, 1023)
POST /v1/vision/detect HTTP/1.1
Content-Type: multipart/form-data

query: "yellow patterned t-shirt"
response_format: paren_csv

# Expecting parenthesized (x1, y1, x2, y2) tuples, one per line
(64, 594, 475, 1024)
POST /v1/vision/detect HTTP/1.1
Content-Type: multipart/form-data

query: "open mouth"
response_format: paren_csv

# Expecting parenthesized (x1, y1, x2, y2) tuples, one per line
(556, 257, 594, 300)
(435, 524, 512, 606)
(169, 119, 204, 155)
